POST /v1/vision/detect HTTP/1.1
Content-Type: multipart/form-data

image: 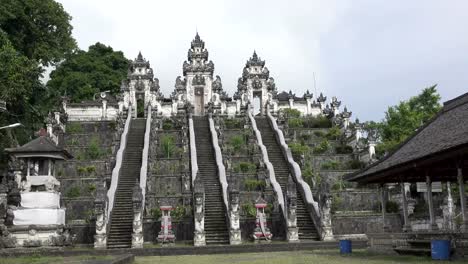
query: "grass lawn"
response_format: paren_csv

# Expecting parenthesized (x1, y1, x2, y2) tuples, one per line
(0, 255, 112, 264)
(134, 250, 462, 264)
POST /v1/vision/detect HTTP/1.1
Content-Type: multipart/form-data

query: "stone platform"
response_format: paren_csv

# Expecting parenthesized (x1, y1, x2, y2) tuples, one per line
(0, 240, 367, 257)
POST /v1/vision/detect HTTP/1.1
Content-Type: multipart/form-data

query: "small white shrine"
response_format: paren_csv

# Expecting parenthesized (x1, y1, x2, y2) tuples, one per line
(5, 136, 72, 247)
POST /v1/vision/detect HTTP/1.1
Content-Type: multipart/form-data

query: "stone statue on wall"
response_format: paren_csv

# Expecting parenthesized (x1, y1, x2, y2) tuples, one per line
(212, 75, 223, 93)
(229, 189, 241, 245)
(94, 181, 107, 248)
(132, 185, 143, 248)
(193, 177, 205, 246)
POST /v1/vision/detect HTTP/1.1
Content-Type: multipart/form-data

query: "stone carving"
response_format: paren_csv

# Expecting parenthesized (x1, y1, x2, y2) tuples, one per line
(229, 189, 241, 245)
(49, 225, 73, 247)
(318, 180, 333, 240)
(94, 181, 107, 248)
(193, 178, 205, 246)
(212, 75, 223, 93)
(175, 76, 185, 91)
(132, 184, 143, 248)
(0, 225, 16, 248)
(23, 228, 42, 247)
(286, 177, 299, 242)
(192, 74, 205, 86)
(252, 76, 262, 89)
(266, 77, 276, 91)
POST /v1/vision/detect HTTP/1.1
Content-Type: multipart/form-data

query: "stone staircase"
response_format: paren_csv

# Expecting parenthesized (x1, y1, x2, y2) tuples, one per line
(193, 116, 230, 245)
(107, 118, 146, 248)
(255, 117, 319, 241)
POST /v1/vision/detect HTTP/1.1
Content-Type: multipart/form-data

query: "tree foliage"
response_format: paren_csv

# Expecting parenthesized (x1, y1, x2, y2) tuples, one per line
(0, 0, 76, 171)
(47, 43, 129, 102)
(0, 0, 76, 66)
(369, 85, 441, 156)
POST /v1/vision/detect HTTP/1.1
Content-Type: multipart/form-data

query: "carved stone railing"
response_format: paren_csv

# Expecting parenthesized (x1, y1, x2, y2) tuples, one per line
(188, 113, 198, 187)
(106, 107, 132, 222)
(139, 105, 152, 213)
(208, 113, 238, 244)
(266, 109, 333, 241)
(247, 106, 287, 227)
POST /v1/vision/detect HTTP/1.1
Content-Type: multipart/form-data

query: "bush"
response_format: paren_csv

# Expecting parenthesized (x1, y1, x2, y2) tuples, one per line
(386, 200, 400, 213)
(302, 165, 317, 186)
(172, 205, 187, 221)
(150, 208, 162, 220)
(346, 160, 366, 170)
(325, 126, 342, 140)
(335, 145, 354, 154)
(233, 162, 257, 173)
(313, 131, 325, 137)
(229, 135, 245, 153)
(281, 108, 301, 118)
(331, 193, 343, 213)
(87, 183, 96, 195)
(77, 165, 96, 176)
(306, 116, 332, 128)
(313, 140, 330, 154)
(162, 120, 173, 130)
(224, 118, 242, 129)
(161, 135, 178, 158)
(299, 133, 312, 142)
(289, 142, 309, 157)
(288, 118, 303, 128)
(321, 160, 340, 170)
(242, 202, 257, 217)
(243, 178, 265, 191)
(66, 186, 81, 198)
(86, 137, 103, 159)
(67, 123, 83, 133)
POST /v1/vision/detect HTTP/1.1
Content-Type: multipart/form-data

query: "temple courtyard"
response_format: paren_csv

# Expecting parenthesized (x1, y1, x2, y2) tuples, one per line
(2, 250, 467, 264)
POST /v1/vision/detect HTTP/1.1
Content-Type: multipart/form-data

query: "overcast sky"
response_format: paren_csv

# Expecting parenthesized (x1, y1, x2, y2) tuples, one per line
(58, 0, 468, 121)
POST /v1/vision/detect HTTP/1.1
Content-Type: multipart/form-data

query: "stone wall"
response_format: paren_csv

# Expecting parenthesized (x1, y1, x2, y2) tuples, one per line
(332, 213, 402, 234)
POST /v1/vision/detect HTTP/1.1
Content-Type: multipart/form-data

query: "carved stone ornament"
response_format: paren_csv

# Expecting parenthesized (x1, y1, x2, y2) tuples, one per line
(252, 76, 262, 90)
(192, 74, 206, 86)
(212, 75, 223, 93)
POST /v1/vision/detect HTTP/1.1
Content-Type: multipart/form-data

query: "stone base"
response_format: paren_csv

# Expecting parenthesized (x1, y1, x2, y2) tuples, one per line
(8, 225, 72, 247)
(230, 229, 241, 245)
(132, 233, 143, 248)
(287, 227, 299, 243)
(94, 233, 107, 249)
(194, 231, 206, 247)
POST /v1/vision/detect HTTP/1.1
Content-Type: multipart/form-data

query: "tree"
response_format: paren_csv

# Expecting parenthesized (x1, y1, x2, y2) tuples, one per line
(373, 85, 441, 156)
(0, 0, 77, 66)
(47, 43, 129, 103)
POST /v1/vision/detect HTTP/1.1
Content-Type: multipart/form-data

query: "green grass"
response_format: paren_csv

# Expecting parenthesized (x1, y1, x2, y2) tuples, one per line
(1, 255, 112, 264)
(134, 250, 461, 264)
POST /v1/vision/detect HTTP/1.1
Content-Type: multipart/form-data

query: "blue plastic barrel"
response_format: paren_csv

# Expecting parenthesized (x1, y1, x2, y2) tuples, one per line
(339, 239, 352, 254)
(431, 240, 450, 260)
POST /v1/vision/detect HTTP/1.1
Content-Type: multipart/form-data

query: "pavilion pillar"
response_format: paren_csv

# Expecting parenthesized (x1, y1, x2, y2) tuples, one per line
(457, 167, 467, 232)
(426, 174, 438, 231)
(400, 182, 410, 232)
(380, 184, 389, 232)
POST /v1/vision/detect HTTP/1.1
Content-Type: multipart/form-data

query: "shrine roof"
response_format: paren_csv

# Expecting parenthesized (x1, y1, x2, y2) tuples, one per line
(6, 136, 73, 160)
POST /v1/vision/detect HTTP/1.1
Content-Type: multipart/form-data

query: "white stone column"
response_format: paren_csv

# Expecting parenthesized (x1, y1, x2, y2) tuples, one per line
(446, 182, 454, 231)
(426, 174, 438, 231)
(457, 167, 467, 232)
(400, 182, 410, 232)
